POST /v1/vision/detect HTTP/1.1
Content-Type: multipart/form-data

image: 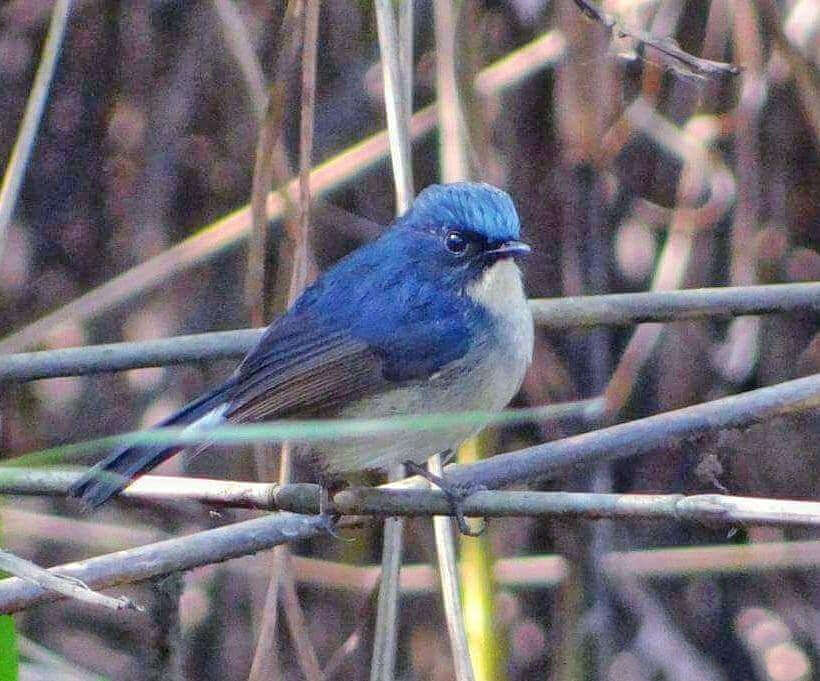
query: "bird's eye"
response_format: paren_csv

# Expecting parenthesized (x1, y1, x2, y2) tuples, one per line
(444, 230, 468, 254)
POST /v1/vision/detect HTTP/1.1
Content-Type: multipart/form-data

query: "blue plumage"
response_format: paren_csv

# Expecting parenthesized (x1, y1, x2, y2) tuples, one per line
(70, 182, 534, 510)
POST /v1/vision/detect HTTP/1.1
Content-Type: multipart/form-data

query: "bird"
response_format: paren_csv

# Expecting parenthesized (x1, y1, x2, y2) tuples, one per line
(69, 182, 534, 533)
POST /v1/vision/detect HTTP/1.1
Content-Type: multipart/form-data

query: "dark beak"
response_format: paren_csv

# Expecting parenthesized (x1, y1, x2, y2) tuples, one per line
(485, 239, 531, 259)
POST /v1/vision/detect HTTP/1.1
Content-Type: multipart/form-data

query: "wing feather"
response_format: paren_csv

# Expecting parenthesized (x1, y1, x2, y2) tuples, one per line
(220, 232, 480, 423)
(224, 319, 387, 422)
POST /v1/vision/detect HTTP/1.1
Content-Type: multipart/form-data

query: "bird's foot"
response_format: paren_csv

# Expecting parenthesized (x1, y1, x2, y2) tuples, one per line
(316, 486, 345, 540)
(403, 460, 487, 536)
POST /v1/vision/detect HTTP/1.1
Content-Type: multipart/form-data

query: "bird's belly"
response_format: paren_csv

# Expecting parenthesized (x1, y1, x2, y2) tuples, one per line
(320, 324, 532, 474)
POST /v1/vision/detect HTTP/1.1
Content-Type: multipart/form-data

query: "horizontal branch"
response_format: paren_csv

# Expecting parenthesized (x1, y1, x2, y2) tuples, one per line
(0, 284, 817, 382)
(330, 488, 820, 527)
(0, 511, 328, 613)
(0, 468, 284, 507)
(0, 329, 263, 382)
(3, 469, 817, 528)
(529, 283, 820, 329)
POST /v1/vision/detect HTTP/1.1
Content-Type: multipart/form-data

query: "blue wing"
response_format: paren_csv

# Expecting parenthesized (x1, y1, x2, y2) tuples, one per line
(225, 231, 476, 421)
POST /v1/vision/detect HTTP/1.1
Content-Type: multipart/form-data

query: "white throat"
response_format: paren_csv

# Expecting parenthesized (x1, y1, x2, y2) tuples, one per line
(466, 258, 534, 363)
(466, 259, 526, 314)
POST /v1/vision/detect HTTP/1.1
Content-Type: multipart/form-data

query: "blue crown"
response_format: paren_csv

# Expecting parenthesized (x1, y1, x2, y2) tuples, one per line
(406, 182, 520, 242)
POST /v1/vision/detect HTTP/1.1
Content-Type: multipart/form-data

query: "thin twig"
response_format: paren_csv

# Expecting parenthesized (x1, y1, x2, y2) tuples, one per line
(444, 373, 820, 490)
(570, 0, 740, 78)
(530, 284, 820, 328)
(0, 0, 72, 263)
(2, 284, 816, 382)
(0, 548, 136, 612)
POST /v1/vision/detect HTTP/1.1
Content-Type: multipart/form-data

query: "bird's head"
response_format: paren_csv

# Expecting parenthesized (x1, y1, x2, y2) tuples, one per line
(395, 182, 530, 291)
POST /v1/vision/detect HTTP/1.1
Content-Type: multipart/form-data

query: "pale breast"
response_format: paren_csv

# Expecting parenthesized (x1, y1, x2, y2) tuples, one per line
(465, 258, 534, 401)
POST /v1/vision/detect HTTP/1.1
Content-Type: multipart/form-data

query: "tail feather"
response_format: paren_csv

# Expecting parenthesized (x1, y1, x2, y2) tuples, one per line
(69, 383, 231, 509)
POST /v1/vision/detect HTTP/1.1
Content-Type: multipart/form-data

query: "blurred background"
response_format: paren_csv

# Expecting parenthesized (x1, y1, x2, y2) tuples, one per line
(0, 0, 817, 679)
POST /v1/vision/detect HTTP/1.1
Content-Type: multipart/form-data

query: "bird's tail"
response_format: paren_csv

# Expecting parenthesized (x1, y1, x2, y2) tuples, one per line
(69, 384, 231, 509)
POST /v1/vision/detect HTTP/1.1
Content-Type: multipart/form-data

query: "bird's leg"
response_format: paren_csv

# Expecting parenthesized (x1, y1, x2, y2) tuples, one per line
(403, 457, 487, 536)
(316, 476, 345, 539)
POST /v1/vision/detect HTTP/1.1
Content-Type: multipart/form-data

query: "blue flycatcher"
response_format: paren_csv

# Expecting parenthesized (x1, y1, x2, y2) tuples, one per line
(70, 182, 534, 533)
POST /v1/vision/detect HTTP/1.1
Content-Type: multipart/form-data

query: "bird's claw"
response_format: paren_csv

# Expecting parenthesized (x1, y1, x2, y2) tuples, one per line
(317, 486, 351, 541)
(444, 482, 487, 536)
(403, 460, 488, 536)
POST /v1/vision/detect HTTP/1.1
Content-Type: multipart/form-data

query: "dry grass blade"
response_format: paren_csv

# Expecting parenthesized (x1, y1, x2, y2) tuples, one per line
(370, 2, 415, 678)
(280, 552, 322, 681)
(428, 456, 476, 681)
(370, 510, 404, 681)
(248, 2, 321, 679)
(430, 1, 479, 678)
(0, 0, 71, 263)
(247, 0, 304, 326)
(374, 0, 414, 211)
(247, 548, 285, 680)
(212, 0, 267, 116)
